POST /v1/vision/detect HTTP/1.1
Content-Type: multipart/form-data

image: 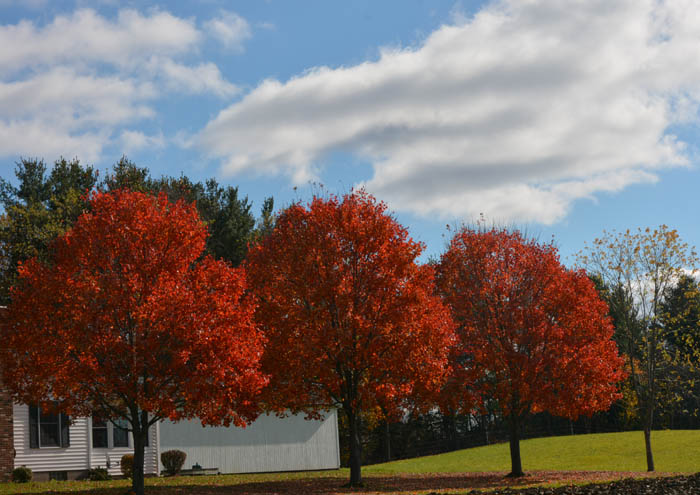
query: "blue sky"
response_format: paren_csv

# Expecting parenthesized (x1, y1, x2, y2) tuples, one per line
(1, 0, 699, 264)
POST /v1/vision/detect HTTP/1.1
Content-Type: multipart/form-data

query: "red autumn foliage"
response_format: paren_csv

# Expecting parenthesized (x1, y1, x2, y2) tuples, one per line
(0, 190, 267, 495)
(246, 190, 455, 486)
(436, 227, 626, 477)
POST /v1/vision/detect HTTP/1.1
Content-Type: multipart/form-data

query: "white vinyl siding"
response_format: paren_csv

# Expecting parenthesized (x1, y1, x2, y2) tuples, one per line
(88, 417, 159, 477)
(13, 403, 340, 477)
(13, 404, 87, 473)
(14, 404, 158, 476)
(159, 410, 340, 474)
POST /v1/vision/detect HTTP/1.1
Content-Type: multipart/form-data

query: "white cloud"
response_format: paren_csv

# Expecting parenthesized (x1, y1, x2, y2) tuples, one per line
(155, 58, 239, 98)
(0, 121, 106, 163)
(0, 68, 155, 127)
(0, 67, 155, 161)
(205, 10, 252, 51)
(120, 130, 166, 154)
(0, 9, 201, 74)
(198, 0, 700, 224)
(0, 8, 244, 162)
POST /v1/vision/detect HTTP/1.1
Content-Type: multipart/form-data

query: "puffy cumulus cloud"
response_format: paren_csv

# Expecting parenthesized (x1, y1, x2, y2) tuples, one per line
(0, 121, 106, 163)
(0, 66, 155, 161)
(0, 8, 247, 161)
(199, 0, 700, 224)
(120, 130, 166, 154)
(0, 9, 201, 73)
(0, 68, 155, 127)
(154, 58, 240, 97)
(205, 10, 252, 51)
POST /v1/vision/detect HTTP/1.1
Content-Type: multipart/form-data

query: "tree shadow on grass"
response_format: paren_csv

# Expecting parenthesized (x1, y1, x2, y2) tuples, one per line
(193, 471, 674, 494)
(191, 473, 549, 493)
(14, 471, 677, 495)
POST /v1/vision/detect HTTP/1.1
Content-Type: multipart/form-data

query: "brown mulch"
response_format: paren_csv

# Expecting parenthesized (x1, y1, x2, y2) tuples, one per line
(155, 471, 692, 495)
(476, 473, 700, 495)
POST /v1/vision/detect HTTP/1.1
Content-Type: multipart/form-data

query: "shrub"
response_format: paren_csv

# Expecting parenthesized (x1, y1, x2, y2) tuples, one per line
(120, 454, 134, 478)
(87, 467, 111, 481)
(160, 449, 187, 476)
(11, 466, 32, 483)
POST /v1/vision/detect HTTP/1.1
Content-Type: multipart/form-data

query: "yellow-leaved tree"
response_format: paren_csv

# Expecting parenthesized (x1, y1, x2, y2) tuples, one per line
(578, 225, 698, 472)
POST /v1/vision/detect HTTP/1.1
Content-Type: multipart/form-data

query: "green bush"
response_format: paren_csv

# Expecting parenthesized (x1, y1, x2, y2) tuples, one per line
(160, 449, 187, 476)
(11, 466, 32, 483)
(120, 454, 134, 479)
(87, 467, 111, 481)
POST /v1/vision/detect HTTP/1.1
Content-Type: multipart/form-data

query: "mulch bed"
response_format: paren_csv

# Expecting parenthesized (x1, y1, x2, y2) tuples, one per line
(468, 473, 700, 494)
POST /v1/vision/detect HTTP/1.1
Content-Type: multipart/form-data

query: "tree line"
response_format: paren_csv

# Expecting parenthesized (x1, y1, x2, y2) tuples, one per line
(0, 157, 273, 305)
(0, 158, 696, 494)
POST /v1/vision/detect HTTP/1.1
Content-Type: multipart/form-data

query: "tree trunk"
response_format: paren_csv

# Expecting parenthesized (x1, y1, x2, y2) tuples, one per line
(383, 420, 391, 462)
(345, 408, 363, 486)
(643, 397, 655, 472)
(507, 415, 524, 477)
(131, 406, 149, 495)
(132, 423, 149, 495)
(643, 426, 655, 472)
(443, 414, 458, 450)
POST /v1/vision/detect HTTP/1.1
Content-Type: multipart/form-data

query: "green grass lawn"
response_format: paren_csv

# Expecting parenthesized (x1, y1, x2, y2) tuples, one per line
(366, 430, 700, 475)
(1, 430, 698, 494)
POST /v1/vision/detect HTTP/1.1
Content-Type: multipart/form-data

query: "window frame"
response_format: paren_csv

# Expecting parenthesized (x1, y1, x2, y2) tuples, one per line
(28, 405, 70, 449)
(38, 409, 61, 448)
(112, 419, 130, 448)
(91, 417, 132, 449)
(91, 417, 109, 449)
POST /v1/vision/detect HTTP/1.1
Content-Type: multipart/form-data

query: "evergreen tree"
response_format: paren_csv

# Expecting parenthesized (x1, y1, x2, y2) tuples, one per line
(0, 158, 97, 304)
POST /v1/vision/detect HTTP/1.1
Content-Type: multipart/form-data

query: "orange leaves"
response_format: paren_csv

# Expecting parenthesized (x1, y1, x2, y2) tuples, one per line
(436, 227, 626, 420)
(246, 190, 455, 417)
(0, 189, 267, 427)
(246, 189, 456, 484)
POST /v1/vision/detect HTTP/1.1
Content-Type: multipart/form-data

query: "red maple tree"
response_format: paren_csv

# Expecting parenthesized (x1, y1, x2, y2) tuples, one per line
(0, 190, 267, 495)
(436, 227, 625, 477)
(246, 190, 455, 486)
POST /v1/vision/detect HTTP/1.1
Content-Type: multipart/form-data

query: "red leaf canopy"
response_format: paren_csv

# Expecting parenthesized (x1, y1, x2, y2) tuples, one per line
(247, 190, 455, 417)
(0, 190, 267, 426)
(437, 228, 625, 419)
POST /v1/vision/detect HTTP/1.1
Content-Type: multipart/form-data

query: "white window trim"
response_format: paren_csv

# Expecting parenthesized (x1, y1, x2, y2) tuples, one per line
(34, 406, 65, 449)
(91, 417, 131, 449)
(112, 419, 130, 448)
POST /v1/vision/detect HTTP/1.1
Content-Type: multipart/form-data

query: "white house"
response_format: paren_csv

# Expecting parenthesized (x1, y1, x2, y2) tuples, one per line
(11, 404, 159, 480)
(159, 412, 340, 474)
(2, 398, 340, 481)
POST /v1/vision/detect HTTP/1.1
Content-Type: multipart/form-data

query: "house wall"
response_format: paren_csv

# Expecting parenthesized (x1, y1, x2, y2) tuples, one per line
(159, 410, 340, 474)
(13, 404, 158, 480)
(0, 386, 13, 481)
(87, 417, 159, 478)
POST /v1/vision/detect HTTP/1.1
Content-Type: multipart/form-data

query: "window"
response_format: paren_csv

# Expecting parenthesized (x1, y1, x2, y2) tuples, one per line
(28, 405, 70, 448)
(92, 418, 108, 448)
(92, 417, 131, 448)
(113, 419, 129, 448)
(39, 410, 60, 447)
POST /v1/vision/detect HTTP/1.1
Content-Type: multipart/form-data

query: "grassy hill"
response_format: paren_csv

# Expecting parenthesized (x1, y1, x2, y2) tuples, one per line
(366, 430, 700, 474)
